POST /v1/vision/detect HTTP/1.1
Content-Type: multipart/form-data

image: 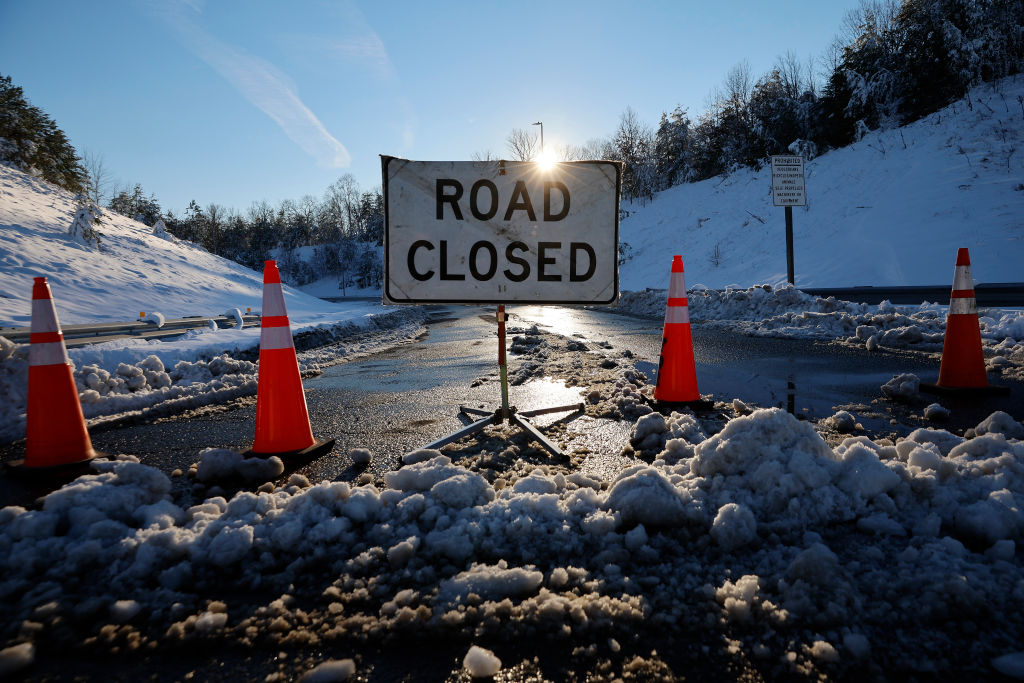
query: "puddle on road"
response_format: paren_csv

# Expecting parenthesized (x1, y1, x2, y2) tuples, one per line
(312, 356, 490, 393)
(499, 377, 584, 418)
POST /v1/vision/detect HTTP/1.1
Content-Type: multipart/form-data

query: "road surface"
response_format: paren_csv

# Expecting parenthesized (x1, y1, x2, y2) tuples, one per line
(5, 304, 1018, 509)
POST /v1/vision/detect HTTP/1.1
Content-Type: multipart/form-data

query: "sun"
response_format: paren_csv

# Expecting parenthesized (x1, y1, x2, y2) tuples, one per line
(536, 150, 557, 171)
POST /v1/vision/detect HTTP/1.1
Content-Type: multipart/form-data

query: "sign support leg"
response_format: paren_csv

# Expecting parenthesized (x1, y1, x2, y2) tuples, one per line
(785, 205, 795, 285)
(498, 305, 510, 421)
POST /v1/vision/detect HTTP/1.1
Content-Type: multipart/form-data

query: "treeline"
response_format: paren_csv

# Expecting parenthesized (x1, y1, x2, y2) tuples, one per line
(105, 177, 384, 288)
(571, 0, 1024, 202)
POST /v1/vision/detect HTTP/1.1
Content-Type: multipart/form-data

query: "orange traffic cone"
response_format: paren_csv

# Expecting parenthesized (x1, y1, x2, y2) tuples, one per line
(248, 261, 335, 458)
(8, 277, 100, 474)
(654, 256, 711, 408)
(922, 248, 1008, 395)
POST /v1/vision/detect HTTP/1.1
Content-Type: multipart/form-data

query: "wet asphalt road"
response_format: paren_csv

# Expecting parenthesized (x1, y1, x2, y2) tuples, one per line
(2, 304, 1022, 508)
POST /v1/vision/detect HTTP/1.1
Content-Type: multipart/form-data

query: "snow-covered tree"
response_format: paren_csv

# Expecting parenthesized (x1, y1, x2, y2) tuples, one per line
(68, 194, 103, 248)
(108, 184, 161, 225)
(654, 106, 692, 189)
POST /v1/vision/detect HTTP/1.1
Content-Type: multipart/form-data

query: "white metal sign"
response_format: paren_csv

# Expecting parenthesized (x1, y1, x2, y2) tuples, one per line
(771, 155, 806, 206)
(382, 157, 621, 304)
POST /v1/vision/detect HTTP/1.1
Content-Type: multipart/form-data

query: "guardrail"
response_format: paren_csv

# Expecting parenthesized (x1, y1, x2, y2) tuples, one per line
(639, 283, 1024, 307)
(0, 314, 262, 348)
(800, 283, 1024, 306)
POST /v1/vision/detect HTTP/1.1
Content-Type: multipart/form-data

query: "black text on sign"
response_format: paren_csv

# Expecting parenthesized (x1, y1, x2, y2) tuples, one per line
(382, 158, 622, 304)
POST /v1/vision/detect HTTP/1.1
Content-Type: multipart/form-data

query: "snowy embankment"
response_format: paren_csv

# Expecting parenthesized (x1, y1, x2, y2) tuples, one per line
(618, 77, 1024, 290)
(1, 402, 1022, 678)
(0, 162, 426, 444)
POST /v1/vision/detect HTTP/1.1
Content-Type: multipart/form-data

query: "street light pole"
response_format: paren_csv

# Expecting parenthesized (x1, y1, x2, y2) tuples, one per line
(532, 121, 544, 156)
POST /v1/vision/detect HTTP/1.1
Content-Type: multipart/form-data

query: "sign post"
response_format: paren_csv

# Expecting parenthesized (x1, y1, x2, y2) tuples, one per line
(770, 155, 806, 285)
(382, 156, 623, 456)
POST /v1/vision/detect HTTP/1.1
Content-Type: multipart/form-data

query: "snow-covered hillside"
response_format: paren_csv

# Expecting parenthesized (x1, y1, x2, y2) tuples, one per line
(0, 166, 349, 328)
(619, 77, 1024, 290)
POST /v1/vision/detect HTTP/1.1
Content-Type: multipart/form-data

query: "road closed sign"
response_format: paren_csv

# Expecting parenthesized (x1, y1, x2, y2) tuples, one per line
(771, 155, 806, 206)
(382, 157, 622, 304)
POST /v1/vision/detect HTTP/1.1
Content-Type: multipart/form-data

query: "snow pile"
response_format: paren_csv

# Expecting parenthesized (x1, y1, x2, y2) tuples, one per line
(615, 286, 1024, 377)
(194, 449, 285, 484)
(923, 403, 950, 422)
(0, 642, 34, 677)
(0, 312, 426, 445)
(297, 659, 355, 682)
(463, 645, 502, 677)
(822, 410, 858, 433)
(2, 407, 1022, 677)
(615, 283, 864, 321)
(881, 372, 921, 401)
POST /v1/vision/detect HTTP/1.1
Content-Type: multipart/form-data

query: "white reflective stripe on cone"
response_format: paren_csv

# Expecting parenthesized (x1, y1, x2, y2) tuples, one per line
(260, 326, 295, 350)
(30, 341, 69, 366)
(665, 306, 690, 324)
(31, 299, 60, 333)
(952, 265, 973, 291)
(668, 275, 688, 299)
(262, 284, 287, 317)
(949, 298, 977, 315)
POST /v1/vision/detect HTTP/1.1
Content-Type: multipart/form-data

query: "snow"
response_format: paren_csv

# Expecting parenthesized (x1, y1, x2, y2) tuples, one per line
(297, 659, 356, 682)
(0, 79, 1022, 679)
(463, 645, 502, 678)
(617, 79, 1024, 290)
(0, 642, 34, 677)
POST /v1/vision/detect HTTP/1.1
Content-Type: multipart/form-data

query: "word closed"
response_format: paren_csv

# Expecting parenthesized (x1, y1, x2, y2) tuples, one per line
(382, 157, 622, 304)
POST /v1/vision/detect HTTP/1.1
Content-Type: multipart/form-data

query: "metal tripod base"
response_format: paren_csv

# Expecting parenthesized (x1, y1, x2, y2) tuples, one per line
(423, 403, 584, 457)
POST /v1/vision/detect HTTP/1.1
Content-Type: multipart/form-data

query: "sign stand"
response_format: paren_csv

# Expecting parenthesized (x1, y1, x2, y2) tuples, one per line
(771, 155, 806, 285)
(383, 158, 621, 458)
(785, 205, 795, 285)
(420, 305, 584, 457)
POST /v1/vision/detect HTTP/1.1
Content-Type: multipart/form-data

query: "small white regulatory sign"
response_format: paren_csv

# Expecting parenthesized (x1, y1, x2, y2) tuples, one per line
(382, 157, 622, 304)
(771, 155, 806, 207)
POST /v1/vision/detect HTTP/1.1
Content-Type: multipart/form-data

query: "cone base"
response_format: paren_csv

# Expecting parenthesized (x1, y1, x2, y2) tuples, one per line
(244, 438, 335, 461)
(654, 398, 716, 412)
(654, 323, 701, 404)
(937, 314, 988, 388)
(920, 382, 1011, 396)
(4, 452, 103, 480)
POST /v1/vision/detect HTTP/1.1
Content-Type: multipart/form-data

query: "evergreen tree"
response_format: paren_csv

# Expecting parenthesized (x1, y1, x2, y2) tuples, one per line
(0, 74, 87, 193)
(108, 184, 162, 225)
(654, 106, 692, 188)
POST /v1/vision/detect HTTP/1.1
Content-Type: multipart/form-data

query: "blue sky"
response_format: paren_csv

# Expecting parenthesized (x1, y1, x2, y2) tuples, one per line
(1, 1, 855, 216)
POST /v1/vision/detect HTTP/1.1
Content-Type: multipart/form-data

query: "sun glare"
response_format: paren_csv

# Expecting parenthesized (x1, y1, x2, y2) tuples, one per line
(536, 151, 557, 171)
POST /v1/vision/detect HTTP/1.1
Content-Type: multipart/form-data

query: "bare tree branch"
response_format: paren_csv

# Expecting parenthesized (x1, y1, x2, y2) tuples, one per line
(506, 128, 539, 161)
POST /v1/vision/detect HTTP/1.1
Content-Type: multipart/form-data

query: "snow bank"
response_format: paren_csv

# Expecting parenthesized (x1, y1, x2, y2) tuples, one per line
(0, 311, 425, 445)
(2, 407, 1021, 677)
